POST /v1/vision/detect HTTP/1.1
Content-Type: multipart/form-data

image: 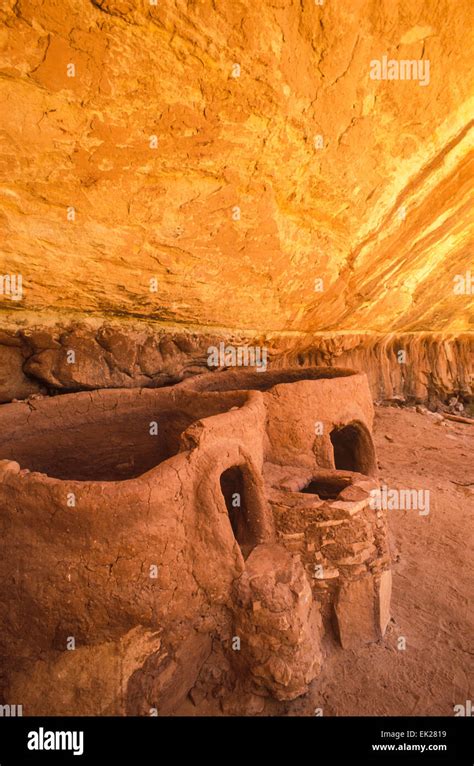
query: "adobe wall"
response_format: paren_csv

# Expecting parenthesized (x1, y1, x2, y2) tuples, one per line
(179, 367, 377, 472)
(0, 383, 277, 712)
(0, 367, 390, 713)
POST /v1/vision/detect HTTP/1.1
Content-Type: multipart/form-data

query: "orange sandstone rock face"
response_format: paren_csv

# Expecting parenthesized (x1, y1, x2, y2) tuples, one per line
(0, 0, 472, 335)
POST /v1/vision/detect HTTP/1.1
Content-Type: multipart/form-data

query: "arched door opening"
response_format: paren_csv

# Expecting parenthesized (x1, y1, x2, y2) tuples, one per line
(219, 466, 258, 558)
(330, 422, 376, 476)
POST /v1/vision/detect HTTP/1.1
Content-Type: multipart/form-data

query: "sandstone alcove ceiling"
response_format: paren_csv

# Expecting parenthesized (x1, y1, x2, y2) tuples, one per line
(0, 0, 472, 337)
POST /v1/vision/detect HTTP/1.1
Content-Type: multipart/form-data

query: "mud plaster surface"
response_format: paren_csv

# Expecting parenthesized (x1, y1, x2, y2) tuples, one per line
(177, 407, 474, 716)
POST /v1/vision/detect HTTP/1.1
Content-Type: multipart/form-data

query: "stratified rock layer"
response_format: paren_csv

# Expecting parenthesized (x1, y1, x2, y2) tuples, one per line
(0, 322, 471, 404)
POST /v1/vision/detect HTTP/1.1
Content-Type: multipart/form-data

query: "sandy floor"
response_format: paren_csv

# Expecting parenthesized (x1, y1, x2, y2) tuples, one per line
(179, 406, 474, 716)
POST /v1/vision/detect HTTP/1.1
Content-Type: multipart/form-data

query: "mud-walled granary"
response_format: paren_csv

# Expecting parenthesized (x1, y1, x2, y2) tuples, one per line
(0, 367, 390, 713)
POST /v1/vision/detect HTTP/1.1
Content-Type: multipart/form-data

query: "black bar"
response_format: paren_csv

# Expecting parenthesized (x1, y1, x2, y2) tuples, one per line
(0, 716, 472, 765)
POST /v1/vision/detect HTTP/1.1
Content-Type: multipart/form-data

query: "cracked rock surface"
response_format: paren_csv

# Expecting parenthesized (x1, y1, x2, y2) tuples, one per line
(0, 0, 472, 335)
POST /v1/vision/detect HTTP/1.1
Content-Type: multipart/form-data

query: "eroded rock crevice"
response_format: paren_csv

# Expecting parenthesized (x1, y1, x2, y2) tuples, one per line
(0, 324, 472, 405)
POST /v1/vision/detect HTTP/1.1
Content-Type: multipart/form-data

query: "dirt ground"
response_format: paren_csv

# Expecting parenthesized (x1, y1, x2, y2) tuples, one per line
(178, 406, 474, 716)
